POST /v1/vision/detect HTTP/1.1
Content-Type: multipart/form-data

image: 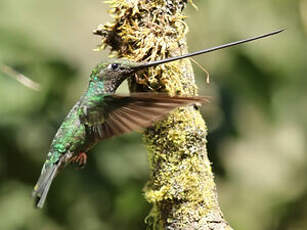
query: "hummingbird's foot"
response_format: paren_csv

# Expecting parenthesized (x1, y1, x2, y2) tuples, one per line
(71, 152, 87, 168)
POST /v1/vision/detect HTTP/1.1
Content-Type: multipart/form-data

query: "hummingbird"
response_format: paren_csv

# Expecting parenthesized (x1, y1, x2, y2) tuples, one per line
(33, 29, 283, 208)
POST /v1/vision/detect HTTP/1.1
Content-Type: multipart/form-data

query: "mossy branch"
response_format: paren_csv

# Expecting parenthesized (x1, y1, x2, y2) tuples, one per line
(95, 0, 233, 229)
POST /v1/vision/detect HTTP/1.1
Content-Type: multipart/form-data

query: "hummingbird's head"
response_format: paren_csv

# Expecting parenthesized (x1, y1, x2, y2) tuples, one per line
(90, 60, 141, 94)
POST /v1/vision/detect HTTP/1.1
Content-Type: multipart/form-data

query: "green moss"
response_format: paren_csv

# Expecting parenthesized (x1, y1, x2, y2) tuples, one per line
(143, 108, 218, 223)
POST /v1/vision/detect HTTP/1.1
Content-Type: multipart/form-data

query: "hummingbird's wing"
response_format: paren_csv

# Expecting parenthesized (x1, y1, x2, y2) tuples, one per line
(80, 93, 209, 139)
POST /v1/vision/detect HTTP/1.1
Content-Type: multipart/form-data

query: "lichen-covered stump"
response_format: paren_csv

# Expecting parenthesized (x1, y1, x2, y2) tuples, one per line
(95, 0, 233, 229)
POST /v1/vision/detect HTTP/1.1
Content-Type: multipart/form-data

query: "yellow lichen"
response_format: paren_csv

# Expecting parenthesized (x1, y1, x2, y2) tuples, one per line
(97, 0, 231, 229)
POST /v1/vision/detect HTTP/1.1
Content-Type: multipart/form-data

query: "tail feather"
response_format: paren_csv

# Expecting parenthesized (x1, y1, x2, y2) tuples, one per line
(32, 162, 60, 208)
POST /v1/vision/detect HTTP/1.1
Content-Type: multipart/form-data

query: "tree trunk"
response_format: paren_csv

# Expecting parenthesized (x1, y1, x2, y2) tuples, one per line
(94, 0, 233, 229)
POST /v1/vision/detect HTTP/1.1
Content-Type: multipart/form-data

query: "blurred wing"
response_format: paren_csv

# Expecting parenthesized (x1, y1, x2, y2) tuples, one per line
(82, 93, 209, 140)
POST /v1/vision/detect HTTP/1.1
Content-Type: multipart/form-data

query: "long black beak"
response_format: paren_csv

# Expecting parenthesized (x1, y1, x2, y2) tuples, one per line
(134, 29, 284, 69)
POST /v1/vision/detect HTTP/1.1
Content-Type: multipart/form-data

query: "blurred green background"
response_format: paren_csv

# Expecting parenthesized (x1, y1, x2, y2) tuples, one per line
(0, 0, 306, 229)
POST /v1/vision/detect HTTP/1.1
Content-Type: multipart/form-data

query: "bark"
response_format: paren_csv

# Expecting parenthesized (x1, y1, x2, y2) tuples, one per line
(95, 0, 233, 229)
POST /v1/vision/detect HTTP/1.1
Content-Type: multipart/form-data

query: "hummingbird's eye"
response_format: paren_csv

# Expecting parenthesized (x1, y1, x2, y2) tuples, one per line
(108, 63, 119, 70)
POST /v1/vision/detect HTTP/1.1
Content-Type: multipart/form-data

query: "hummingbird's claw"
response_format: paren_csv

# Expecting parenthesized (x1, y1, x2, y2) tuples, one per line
(71, 152, 87, 168)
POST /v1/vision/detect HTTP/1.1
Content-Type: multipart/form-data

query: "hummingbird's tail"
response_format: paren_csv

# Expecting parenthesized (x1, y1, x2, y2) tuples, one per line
(32, 162, 61, 208)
